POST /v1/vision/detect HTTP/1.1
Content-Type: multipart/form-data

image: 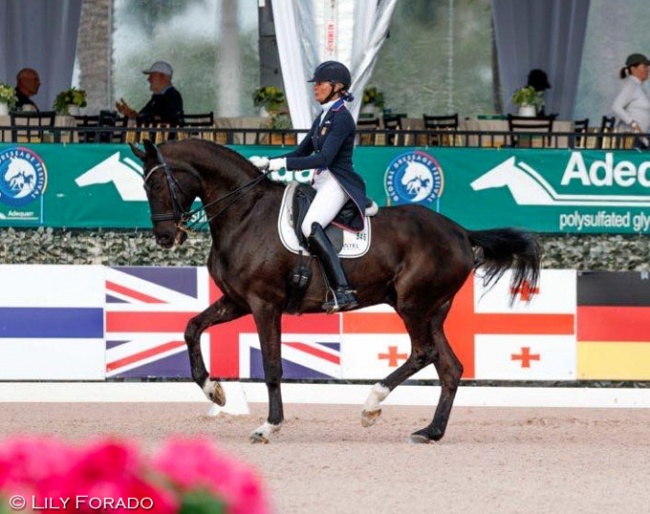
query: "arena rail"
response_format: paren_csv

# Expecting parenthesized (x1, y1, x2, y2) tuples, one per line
(0, 124, 644, 149)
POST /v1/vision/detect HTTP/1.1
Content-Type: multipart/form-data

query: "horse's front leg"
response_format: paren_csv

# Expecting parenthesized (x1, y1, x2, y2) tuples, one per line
(185, 295, 248, 405)
(248, 304, 283, 444)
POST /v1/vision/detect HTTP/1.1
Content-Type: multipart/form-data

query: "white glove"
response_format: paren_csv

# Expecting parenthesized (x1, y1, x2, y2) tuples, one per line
(268, 158, 287, 172)
(249, 155, 269, 169)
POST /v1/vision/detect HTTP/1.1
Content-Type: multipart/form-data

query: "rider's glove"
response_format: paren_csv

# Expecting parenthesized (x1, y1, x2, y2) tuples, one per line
(268, 158, 287, 172)
(249, 155, 269, 170)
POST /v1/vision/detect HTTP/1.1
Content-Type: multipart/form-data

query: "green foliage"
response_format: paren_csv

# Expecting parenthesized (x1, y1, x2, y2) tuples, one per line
(253, 86, 286, 113)
(511, 86, 544, 108)
(0, 82, 17, 107)
(53, 87, 87, 114)
(362, 86, 385, 109)
(178, 489, 226, 514)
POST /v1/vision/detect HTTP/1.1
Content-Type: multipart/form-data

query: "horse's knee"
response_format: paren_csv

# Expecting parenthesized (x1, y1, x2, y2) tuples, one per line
(184, 316, 201, 343)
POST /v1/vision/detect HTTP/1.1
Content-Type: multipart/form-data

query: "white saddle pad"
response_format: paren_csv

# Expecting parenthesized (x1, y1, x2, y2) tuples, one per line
(277, 182, 372, 258)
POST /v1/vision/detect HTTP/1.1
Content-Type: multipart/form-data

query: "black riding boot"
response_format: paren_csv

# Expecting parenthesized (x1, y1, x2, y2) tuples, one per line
(308, 222, 359, 313)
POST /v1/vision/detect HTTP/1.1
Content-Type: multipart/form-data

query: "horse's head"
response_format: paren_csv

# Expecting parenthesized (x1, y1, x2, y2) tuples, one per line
(130, 139, 199, 248)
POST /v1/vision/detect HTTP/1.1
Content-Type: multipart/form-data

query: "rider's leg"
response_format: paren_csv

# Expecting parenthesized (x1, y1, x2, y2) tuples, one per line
(300, 169, 348, 238)
(307, 222, 359, 313)
(301, 170, 358, 313)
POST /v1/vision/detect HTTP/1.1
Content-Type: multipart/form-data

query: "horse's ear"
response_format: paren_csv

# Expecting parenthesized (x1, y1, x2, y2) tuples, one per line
(129, 142, 146, 161)
(143, 139, 158, 159)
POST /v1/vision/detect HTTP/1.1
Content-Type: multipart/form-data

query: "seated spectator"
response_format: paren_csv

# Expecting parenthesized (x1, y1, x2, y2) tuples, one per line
(15, 68, 41, 111)
(115, 60, 183, 126)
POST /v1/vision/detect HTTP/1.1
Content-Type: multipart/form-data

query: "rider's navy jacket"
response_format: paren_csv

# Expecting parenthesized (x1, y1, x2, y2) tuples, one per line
(280, 99, 366, 231)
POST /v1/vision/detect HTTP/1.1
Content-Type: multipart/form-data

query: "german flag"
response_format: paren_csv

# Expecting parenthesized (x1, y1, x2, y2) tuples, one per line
(577, 271, 650, 379)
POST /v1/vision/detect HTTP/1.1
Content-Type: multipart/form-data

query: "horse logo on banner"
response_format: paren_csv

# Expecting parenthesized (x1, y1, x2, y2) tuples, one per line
(0, 147, 47, 207)
(384, 150, 444, 210)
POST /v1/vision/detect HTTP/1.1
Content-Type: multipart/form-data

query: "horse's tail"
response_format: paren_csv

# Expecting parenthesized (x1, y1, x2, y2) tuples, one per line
(467, 228, 541, 303)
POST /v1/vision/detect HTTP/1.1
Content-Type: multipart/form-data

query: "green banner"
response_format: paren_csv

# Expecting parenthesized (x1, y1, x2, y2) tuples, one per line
(1, 142, 649, 233)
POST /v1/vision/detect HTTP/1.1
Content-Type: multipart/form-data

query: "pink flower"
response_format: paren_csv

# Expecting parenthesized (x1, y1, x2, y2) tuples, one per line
(154, 437, 270, 514)
(0, 436, 270, 514)
(0, 436, 77, 493)
(62, 439, 178, 514)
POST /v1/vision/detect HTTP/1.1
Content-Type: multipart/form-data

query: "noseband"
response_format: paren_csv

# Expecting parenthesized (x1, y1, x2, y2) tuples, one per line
(144, 161, 190, 224)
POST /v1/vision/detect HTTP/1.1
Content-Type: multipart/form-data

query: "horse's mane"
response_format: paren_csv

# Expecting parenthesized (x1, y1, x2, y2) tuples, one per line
(158, 139, 283, 191)
(160, 138, 252, 170)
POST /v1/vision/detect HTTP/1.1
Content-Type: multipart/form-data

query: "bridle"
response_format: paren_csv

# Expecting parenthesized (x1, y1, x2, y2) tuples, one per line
(143, 147, 270, 228)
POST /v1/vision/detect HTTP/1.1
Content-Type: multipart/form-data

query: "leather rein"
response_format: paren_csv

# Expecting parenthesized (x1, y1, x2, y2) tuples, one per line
(143, 151, 270, 228)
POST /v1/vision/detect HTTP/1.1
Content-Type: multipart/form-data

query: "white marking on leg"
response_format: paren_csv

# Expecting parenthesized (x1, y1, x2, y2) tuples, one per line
(364, 383, 390, 412)
(251, 421, 282, 443)
(201, 379, 214, 400)
(201, 378, 225, 405)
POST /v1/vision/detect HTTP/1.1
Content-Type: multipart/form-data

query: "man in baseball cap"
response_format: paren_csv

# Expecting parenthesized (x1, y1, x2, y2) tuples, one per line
(142, 61, 173, 77)
(116, 60, 183, 127)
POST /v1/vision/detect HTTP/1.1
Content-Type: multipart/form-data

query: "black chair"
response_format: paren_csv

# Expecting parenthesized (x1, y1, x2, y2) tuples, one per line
(10, 110, 56, 143)
(383, 113, 407, 145)
(571, 118, 590, 148)
(598, 115, 617, 149)
(506, 114, 555, 148)
(179, 112, 215, 141)
(356, 117, 380, 145)
(74, 111, 128, 143)
(422, 113, 459, 146)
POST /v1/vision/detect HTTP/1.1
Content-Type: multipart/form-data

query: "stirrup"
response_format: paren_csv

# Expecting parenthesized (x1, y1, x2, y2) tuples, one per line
(323, 288, 358, 314)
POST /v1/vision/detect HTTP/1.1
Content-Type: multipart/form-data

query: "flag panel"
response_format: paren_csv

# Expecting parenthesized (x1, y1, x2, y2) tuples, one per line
(577, 342, 650, 380)
(105, 266, 210, 378)
(0, 265, 106, 380)
(475, 335, 576, 380)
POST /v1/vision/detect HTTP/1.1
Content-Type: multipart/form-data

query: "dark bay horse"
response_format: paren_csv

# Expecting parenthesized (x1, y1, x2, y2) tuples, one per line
(131, 138, 541, 444)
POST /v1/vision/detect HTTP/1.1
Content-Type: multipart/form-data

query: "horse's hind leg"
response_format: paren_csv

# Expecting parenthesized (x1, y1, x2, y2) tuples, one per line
(361, 307, 442, 429)
(185, 296, 248, 405)
(410, 306, 463, 444)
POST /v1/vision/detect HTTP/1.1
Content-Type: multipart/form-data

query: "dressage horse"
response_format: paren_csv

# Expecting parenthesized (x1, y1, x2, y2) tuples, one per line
(131, 138, 541, 444)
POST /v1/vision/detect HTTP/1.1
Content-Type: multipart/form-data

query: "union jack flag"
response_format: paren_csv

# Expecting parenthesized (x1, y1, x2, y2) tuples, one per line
(104, 266, 211, 378)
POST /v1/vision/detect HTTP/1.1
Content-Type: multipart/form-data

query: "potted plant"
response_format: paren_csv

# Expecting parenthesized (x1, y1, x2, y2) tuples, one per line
(361, 86, 385, 117)
(0, 82, 17, 116)
(253, 86, 286, 117)
(511, 86, 542, 117)
(53, 87, 87, 115)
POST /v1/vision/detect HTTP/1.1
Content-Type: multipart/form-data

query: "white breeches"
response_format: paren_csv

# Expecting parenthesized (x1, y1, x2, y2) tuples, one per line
(301, 169, 349, 238)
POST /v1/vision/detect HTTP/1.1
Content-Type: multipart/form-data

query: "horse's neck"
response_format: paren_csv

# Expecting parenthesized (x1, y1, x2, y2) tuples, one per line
(193, 162, 270, 225)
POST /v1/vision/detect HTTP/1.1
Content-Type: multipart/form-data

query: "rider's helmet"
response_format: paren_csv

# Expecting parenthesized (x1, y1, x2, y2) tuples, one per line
(308, 61, 352, 87)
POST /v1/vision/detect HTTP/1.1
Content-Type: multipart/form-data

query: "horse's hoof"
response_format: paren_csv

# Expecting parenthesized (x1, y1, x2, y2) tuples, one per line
(213, 382, 226, 407)
(249, 432, 270, 444)
(408, 433, 432, 444)
(361, 408, 382, 427)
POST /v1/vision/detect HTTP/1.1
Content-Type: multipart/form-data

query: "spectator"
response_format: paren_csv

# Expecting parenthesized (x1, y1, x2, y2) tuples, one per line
(15, 68, 41, 111)
(611, 53, 650, 149)
(115, 60, 183, 126)
(526, 68, 551, 116)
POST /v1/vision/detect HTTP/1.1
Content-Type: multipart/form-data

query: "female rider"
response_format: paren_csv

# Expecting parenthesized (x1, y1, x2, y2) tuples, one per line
(250, 61, 366, 313)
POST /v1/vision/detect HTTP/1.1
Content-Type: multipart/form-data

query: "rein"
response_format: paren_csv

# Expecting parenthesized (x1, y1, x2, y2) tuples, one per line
(144, 151, 270, 228)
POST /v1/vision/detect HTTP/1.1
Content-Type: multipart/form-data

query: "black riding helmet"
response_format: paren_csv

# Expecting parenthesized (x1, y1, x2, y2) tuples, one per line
(308, 61, 352, 87)
(308, 61, 353, 103)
